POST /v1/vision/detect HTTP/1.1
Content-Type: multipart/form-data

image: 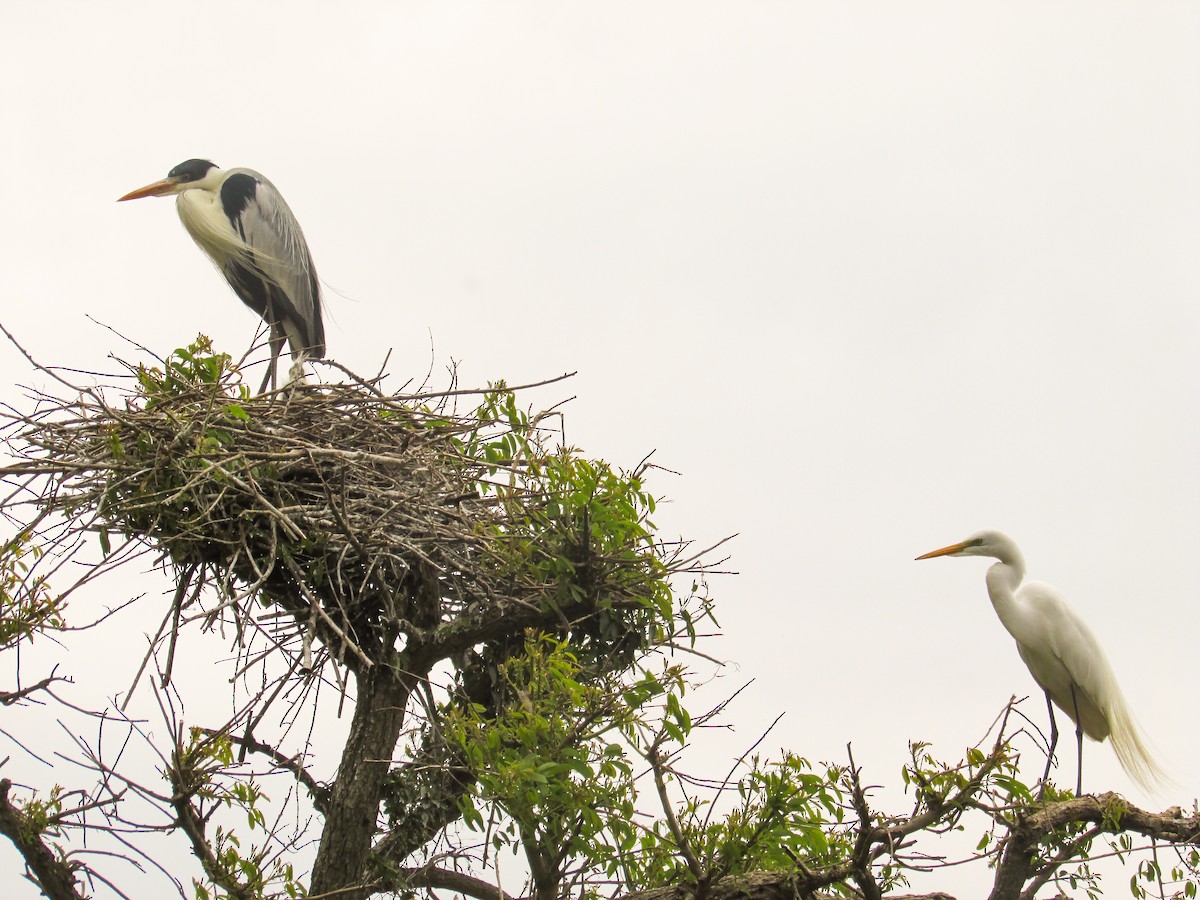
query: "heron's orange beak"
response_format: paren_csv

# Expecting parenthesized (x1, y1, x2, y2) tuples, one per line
(915, 541, 969, 561)
(117, 177, 181, 202)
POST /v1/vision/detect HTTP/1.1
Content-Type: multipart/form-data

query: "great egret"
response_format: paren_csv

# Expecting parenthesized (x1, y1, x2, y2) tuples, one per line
(916, 529, 1163, 795)
(119, 159, 324, 392)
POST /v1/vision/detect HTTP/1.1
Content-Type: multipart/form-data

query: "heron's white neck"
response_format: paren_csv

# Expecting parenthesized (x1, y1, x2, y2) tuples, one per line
(176, 189, 247, 269)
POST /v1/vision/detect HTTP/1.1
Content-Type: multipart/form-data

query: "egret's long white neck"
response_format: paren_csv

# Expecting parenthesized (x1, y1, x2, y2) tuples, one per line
(984, 543, 1026, 632)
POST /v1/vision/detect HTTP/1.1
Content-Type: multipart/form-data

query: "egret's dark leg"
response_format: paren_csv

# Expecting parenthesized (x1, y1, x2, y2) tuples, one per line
(1070, 683, 1084, 797)
(1039, 690, 1058, 798)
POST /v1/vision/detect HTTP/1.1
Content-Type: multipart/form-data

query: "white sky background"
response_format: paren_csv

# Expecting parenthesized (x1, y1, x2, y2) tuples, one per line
(2, 2, 1199, 897)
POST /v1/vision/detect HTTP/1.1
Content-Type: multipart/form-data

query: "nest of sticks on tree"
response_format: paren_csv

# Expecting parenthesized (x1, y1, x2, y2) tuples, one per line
(0, 342, 692, 682)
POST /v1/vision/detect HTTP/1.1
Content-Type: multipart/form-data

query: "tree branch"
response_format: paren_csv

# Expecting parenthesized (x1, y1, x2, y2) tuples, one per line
(393, 864, 515, 900)
(0, 670, 70, 706)
(0, 779, 85, 900)
(646, 741, 706, 884)
(170, 763, 255, 900)
(198, 727, 329, 813)
(614, 870, 958, 900)
(991, 793, 1200, 900)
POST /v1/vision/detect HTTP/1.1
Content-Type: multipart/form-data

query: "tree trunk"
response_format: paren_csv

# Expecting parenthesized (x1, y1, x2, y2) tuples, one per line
(309, 664, 412, 898)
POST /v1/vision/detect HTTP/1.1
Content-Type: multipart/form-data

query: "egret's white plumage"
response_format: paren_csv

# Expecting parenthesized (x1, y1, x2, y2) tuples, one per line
(119, 159, 324, 392)
(917, 529, 1164, 795)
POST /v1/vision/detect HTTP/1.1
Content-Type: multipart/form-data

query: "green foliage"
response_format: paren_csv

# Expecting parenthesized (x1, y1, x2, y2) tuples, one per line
(443, 632, 855, 895)
(458, 387, 676, 665)
(904, 737, 1032, 887)
(95, 338, 260, 566)
(0, 531, 62, 650)
(13, 786, 64, 845)
(904, 736, 1034, 825)
(185, 729, 269, 831)
(630, 754, 848, 889)
(1136, 846, 1200, 900)
(445, 633, 652, 880)
(180, 729, 307, 900)
(136, 336, 248, 407)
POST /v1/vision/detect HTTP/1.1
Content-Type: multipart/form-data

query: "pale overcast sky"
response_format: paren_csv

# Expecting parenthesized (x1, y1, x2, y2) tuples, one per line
(2, 3, 1198, 897)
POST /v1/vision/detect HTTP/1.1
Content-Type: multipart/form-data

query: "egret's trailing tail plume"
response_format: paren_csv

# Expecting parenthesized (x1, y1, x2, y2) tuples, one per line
(119, 159, 325, 393)
(917, 529, 1167, 796)
(1104, 684, 1167, 794)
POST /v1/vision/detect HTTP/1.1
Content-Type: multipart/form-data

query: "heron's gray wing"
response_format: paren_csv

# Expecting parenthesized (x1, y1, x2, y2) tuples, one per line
(221, 169, 325, 358)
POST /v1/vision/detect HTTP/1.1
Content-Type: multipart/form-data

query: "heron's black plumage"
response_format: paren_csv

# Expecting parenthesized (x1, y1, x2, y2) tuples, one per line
(168, 159, 218, 184)
(223, 258, 297, 356)
(220, 172, 258, 224)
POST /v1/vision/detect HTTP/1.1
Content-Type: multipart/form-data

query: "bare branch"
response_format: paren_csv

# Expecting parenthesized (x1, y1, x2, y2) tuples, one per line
(391, 865, 516, 900)
(0, 669, 71, 706)
(197, 727, 328, 812)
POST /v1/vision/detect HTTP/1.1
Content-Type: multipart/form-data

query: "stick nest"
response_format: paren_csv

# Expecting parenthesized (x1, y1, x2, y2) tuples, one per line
(2, 344, 686, 675)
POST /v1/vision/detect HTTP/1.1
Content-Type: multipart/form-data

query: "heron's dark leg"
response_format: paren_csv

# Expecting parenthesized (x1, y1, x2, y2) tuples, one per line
(1070, 683, 1084, 797)
(258, 329, 285, 394)
(1039, 690, 1058, 799)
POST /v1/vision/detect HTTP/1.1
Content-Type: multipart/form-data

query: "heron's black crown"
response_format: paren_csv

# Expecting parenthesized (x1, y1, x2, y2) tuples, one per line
(168, 159, 218, 183)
